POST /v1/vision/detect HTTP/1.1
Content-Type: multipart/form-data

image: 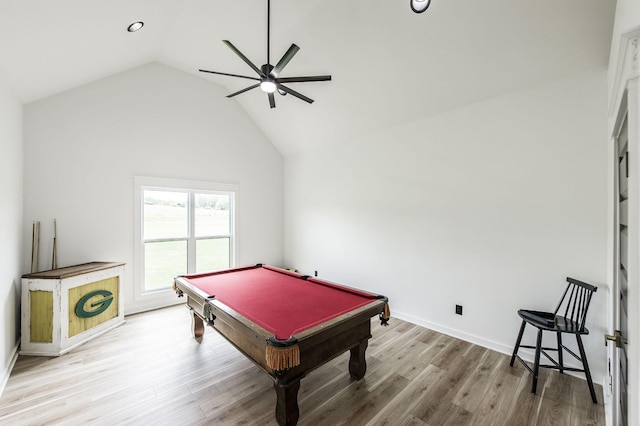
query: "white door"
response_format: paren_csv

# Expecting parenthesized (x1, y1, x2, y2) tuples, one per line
(607, 28, 639, 426)
(610, 116, 629, 425)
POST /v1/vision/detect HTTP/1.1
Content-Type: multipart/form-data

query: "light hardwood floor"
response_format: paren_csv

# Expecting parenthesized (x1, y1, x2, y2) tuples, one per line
(0, 306, 604, 425)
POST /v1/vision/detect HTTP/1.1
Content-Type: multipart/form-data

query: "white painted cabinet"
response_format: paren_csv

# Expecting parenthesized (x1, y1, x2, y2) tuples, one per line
(21, 262, 125, 356)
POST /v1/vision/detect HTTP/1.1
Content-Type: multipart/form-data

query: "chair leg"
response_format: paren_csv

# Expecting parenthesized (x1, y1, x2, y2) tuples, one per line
(556, 331, 564, 374)
(576, 334, 597, 404)
(532, 329, 543, 394)
(510, 320, 527, 367)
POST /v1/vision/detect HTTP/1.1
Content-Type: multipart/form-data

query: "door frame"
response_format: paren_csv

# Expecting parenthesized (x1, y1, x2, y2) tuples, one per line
(608, 27, 639, 426)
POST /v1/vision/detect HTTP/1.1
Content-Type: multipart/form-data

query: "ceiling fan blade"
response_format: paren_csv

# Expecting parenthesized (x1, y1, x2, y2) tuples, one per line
(277, 75, 332, 83)
(222, 40, 265, 77)
(268, 92, 276, 109)
(226, 83, 261, 98)
(271, 44, 300, 77)
(199, 69, 261, 81)
(277, 84, 314, 104)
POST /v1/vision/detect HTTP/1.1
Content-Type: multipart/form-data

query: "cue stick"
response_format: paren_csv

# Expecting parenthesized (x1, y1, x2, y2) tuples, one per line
(30, 221, 35, 272)
(31, 221, 40, 272)
(35, 220, 40, 272)
(51, 218, 57, 270)
(37, 221, 40, 271)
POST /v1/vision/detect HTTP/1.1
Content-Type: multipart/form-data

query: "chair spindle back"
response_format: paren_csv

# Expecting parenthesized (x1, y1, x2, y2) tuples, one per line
(553, 277, 597, 331)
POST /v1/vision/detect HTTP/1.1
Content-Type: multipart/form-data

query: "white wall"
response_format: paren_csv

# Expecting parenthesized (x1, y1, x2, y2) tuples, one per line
(285, 70, 609, 380)
(0, 66, 23, 393)
(23, 62, 284, 313)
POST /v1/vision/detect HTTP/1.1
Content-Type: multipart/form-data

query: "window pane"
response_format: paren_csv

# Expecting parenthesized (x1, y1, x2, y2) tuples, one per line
(195, 193, 230, 237)
(196, 238, 230, 272)
(144, 240, 187, 290)
(144, 190, 188, 239)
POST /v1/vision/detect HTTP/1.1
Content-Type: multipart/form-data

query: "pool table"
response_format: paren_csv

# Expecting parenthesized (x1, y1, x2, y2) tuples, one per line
(173, 264, 390, 426)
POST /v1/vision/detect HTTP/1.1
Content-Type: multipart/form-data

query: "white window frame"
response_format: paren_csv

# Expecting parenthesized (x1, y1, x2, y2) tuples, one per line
(133, 176, 239, 308)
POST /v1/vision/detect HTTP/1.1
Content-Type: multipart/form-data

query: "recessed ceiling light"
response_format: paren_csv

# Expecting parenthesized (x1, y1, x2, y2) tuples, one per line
(410, 0, 431, 13)
(127, 21, 144, 32)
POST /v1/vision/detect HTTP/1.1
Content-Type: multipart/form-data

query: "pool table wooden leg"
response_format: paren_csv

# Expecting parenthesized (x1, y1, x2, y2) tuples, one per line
(349, 339, 369, 379)
(191, 311, 204, 343)
(274, 377, 301, 426)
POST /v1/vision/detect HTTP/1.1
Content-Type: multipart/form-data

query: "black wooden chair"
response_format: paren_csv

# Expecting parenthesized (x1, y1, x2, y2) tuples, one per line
(510, 277, 598, 403)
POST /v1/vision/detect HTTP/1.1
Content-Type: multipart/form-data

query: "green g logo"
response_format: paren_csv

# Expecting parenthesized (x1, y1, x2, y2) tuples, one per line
(75, 290, 114, 319)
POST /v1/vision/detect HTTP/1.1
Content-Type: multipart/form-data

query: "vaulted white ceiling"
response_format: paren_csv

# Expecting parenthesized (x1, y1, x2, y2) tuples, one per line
(0, 0, 615, 156)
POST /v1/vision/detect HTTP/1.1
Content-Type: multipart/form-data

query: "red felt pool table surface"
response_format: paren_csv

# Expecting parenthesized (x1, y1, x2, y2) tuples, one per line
(182, 265, 381, 340)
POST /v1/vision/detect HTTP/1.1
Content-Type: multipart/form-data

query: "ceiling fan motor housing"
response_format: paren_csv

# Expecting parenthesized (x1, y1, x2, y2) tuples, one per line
(261, 64, 274, 75)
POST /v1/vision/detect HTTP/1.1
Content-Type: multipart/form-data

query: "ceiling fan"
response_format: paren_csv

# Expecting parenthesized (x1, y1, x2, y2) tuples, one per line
(199, 0, 332, 109)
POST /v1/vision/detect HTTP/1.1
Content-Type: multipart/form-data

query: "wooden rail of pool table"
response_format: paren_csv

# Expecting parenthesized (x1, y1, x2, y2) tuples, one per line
(173, 273, 387, 426)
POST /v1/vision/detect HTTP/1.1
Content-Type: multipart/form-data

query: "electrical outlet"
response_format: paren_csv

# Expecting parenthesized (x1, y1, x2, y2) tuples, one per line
(314, 270, 318, 277)
(455, 305, 463, 315)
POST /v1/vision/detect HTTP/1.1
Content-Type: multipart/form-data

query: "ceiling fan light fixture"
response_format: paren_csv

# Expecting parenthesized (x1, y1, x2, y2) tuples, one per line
(260, 80, 277, 93)
(127, 21, 144, 32)
(410, 0, 431, 13)
(198, 0, 331, 108)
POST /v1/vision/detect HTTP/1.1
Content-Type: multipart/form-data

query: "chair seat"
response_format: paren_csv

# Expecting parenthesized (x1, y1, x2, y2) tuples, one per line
(518, 309, 555, 327)
(518, 309, 589, 334)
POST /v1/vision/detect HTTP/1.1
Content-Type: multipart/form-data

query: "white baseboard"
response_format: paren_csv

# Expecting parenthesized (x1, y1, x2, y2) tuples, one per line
(391, 310, 599, 385)
(0, 342, 19, 397)
(393, 310, 514, 353)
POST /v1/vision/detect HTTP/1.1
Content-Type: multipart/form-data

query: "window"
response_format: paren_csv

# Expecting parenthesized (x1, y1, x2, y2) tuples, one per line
(134, 177, 237, 303)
